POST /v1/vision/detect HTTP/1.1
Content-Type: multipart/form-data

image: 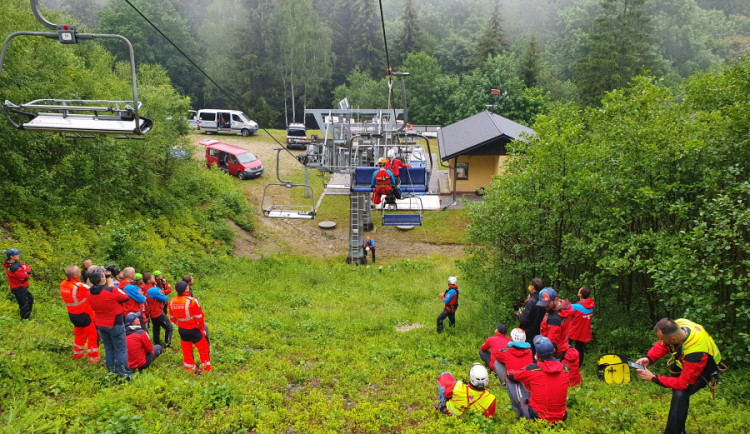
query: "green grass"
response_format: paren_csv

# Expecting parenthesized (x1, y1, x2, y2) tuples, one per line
(1, 254, 748, 433)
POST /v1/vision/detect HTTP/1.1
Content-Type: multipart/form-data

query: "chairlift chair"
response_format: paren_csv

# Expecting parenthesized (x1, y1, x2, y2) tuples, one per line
(261, 148, 316, 219)
(381, 194, 423, 227)
(0, 0, 152, 138)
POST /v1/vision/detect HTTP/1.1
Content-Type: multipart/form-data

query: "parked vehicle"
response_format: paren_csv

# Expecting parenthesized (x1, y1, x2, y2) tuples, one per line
(286, 122, 310, 150)
(200, 138, 263, 179)
(196, 109, 259, 137)
(188, 110, 198, 129)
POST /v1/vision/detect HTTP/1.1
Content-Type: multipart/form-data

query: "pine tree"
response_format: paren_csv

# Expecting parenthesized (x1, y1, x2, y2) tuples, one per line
(518, 38, 541, 88)
(395, 0, 425, 62)
(472, 0, 507, 67)
(575, 0, 662, 106)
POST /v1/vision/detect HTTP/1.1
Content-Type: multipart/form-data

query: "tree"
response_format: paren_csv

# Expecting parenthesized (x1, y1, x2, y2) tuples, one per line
(394, 0, 428, 62)
(575, 0, 663, 106)
(518, 38, 541, 88)
(271, 0, 333, 124)
(97, 0, 205, 107)
(328, 0, 385, 84)
(472, 0, 507, 67)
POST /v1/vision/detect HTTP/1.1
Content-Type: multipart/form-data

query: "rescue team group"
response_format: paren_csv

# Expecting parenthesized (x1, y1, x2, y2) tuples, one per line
(434, 276, 722, 434)
(5, 249, 722, 431)
(4, 249, 210, 379)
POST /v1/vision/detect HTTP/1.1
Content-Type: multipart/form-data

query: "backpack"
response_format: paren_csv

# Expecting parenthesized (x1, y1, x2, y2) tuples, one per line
(597, 354, 631, 384)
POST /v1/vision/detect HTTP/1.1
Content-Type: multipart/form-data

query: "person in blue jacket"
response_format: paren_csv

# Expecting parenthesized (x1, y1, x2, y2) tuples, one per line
(363, 236, 376, 263)
(437, 276, 459, 333)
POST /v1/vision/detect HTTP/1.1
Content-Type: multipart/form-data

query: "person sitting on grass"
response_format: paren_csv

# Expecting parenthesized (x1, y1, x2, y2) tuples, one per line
(125, 312, 162, 372)
(479, 323, 510, 371)
(494, 328, 534, 415)
(507, 335, 570, 423)
(437, 363, 497, 419)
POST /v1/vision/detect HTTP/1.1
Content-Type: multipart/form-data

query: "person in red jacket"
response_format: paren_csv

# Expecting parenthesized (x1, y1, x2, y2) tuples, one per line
(385, 150, 412, 186)
(59, 265, 100, 363)
(125, 312, 162, 371)
(567, 286, 595, 366)
(479, 323, 510, 370)
(507, 335, 570, 423)
(87, 266, 132, 378)
(563, 348, 582, 387)
(3, 248, 33, 320)
(144, 272, 172, 347)
(538, 288, 570, 359)
(370, 157, 395, 206)
(635, 318, 721, 434)
(495, 328, 533, 415)
(169, 281, 211, 374)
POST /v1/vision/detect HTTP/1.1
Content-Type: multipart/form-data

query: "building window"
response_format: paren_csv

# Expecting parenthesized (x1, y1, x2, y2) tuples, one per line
(455, 162, 469, 180)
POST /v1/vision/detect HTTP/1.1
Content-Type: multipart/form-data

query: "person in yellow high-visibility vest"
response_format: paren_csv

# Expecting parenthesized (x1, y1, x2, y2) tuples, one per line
(635, 318, 721, 434)
(437, 363, 497, 419)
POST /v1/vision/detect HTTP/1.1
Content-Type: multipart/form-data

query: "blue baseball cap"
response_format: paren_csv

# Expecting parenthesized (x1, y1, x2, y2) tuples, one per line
(6, 248, 21, 258)
(125, 312, 141, 326)
(533, 335, 555, 356)
(536, 287, 558, 307)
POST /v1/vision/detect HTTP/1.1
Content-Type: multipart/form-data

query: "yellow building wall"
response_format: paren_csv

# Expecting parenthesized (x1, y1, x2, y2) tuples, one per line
(449, 155, 508, 193)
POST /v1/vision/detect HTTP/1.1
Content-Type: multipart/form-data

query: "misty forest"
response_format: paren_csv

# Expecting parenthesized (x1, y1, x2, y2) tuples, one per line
(1, 0, 750, 432)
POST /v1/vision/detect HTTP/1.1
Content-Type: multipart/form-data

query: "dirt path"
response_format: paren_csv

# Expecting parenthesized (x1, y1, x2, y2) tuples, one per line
(190, 131, 466, 261)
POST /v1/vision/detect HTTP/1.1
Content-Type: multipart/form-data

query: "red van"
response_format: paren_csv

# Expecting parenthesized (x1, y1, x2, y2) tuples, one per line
(199, 139, 263, 179)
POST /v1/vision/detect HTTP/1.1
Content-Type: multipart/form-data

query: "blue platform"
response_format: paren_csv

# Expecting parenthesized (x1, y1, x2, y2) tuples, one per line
(352, 167, 428, 193)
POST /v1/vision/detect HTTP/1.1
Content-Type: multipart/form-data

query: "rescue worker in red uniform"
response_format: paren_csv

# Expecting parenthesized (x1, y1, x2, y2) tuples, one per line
(59, 265, 100, 363)
(169, 281, 211, 374)
(538, 288, 570, 359)
(507, 335, 570, 423)
(385, 150, 412, 186)
(635, 318, 721, 434)
(567, 285, 595, 366)
(479, 323, 510, 370)
(562, 348, 582, 387)
(437, 276, 459, 333)
(495, 328, 533, 415)
(4, 248, 33, 319)
(370, 157, 395, 205)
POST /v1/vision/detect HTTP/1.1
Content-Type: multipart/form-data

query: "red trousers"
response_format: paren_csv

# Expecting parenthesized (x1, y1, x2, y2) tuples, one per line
(73, 324, 100, 362)
(178, 327, 211, 372)
(371, 186, 392, 204)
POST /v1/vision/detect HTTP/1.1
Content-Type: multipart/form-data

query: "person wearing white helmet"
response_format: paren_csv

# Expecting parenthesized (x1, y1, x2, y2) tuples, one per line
(437, 363, 497, 418)
(437, 276, 459, 333)
(494, 328, 534, 415)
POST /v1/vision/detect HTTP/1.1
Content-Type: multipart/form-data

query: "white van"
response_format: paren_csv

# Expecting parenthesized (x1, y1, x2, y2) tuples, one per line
(196, 109, 259, 137)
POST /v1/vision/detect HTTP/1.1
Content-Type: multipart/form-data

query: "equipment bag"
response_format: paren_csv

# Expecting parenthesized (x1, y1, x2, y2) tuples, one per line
(597, 354, 631, 384)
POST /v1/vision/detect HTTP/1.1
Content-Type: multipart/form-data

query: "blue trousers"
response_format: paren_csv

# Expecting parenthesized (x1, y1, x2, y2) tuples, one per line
(97, 323, 131, 377)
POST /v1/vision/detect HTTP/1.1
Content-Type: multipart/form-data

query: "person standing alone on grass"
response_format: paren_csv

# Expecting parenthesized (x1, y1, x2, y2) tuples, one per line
(59, 265, 100, 363)
(363, 236, 376, 263)
(634, 318, 721, 434)
(437, 276, 459, 333)
(516, 278, 546, 354)
(169, 281, 211, 374)
(3, 248, 33, 320)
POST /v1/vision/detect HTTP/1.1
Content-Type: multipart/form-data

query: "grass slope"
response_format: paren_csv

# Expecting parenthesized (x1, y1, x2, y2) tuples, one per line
(1, 254, 748, 433)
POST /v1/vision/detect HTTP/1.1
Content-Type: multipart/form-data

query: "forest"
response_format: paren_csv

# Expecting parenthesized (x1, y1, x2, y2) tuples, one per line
(38, 0, 750, 127)
(0, 0, 749, 432)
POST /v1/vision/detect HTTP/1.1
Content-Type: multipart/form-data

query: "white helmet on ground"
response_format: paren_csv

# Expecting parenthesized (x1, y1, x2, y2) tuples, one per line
(510, 328, 526, 343)
(469, 363, 489, 389)
(448, 276, 457, 285)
